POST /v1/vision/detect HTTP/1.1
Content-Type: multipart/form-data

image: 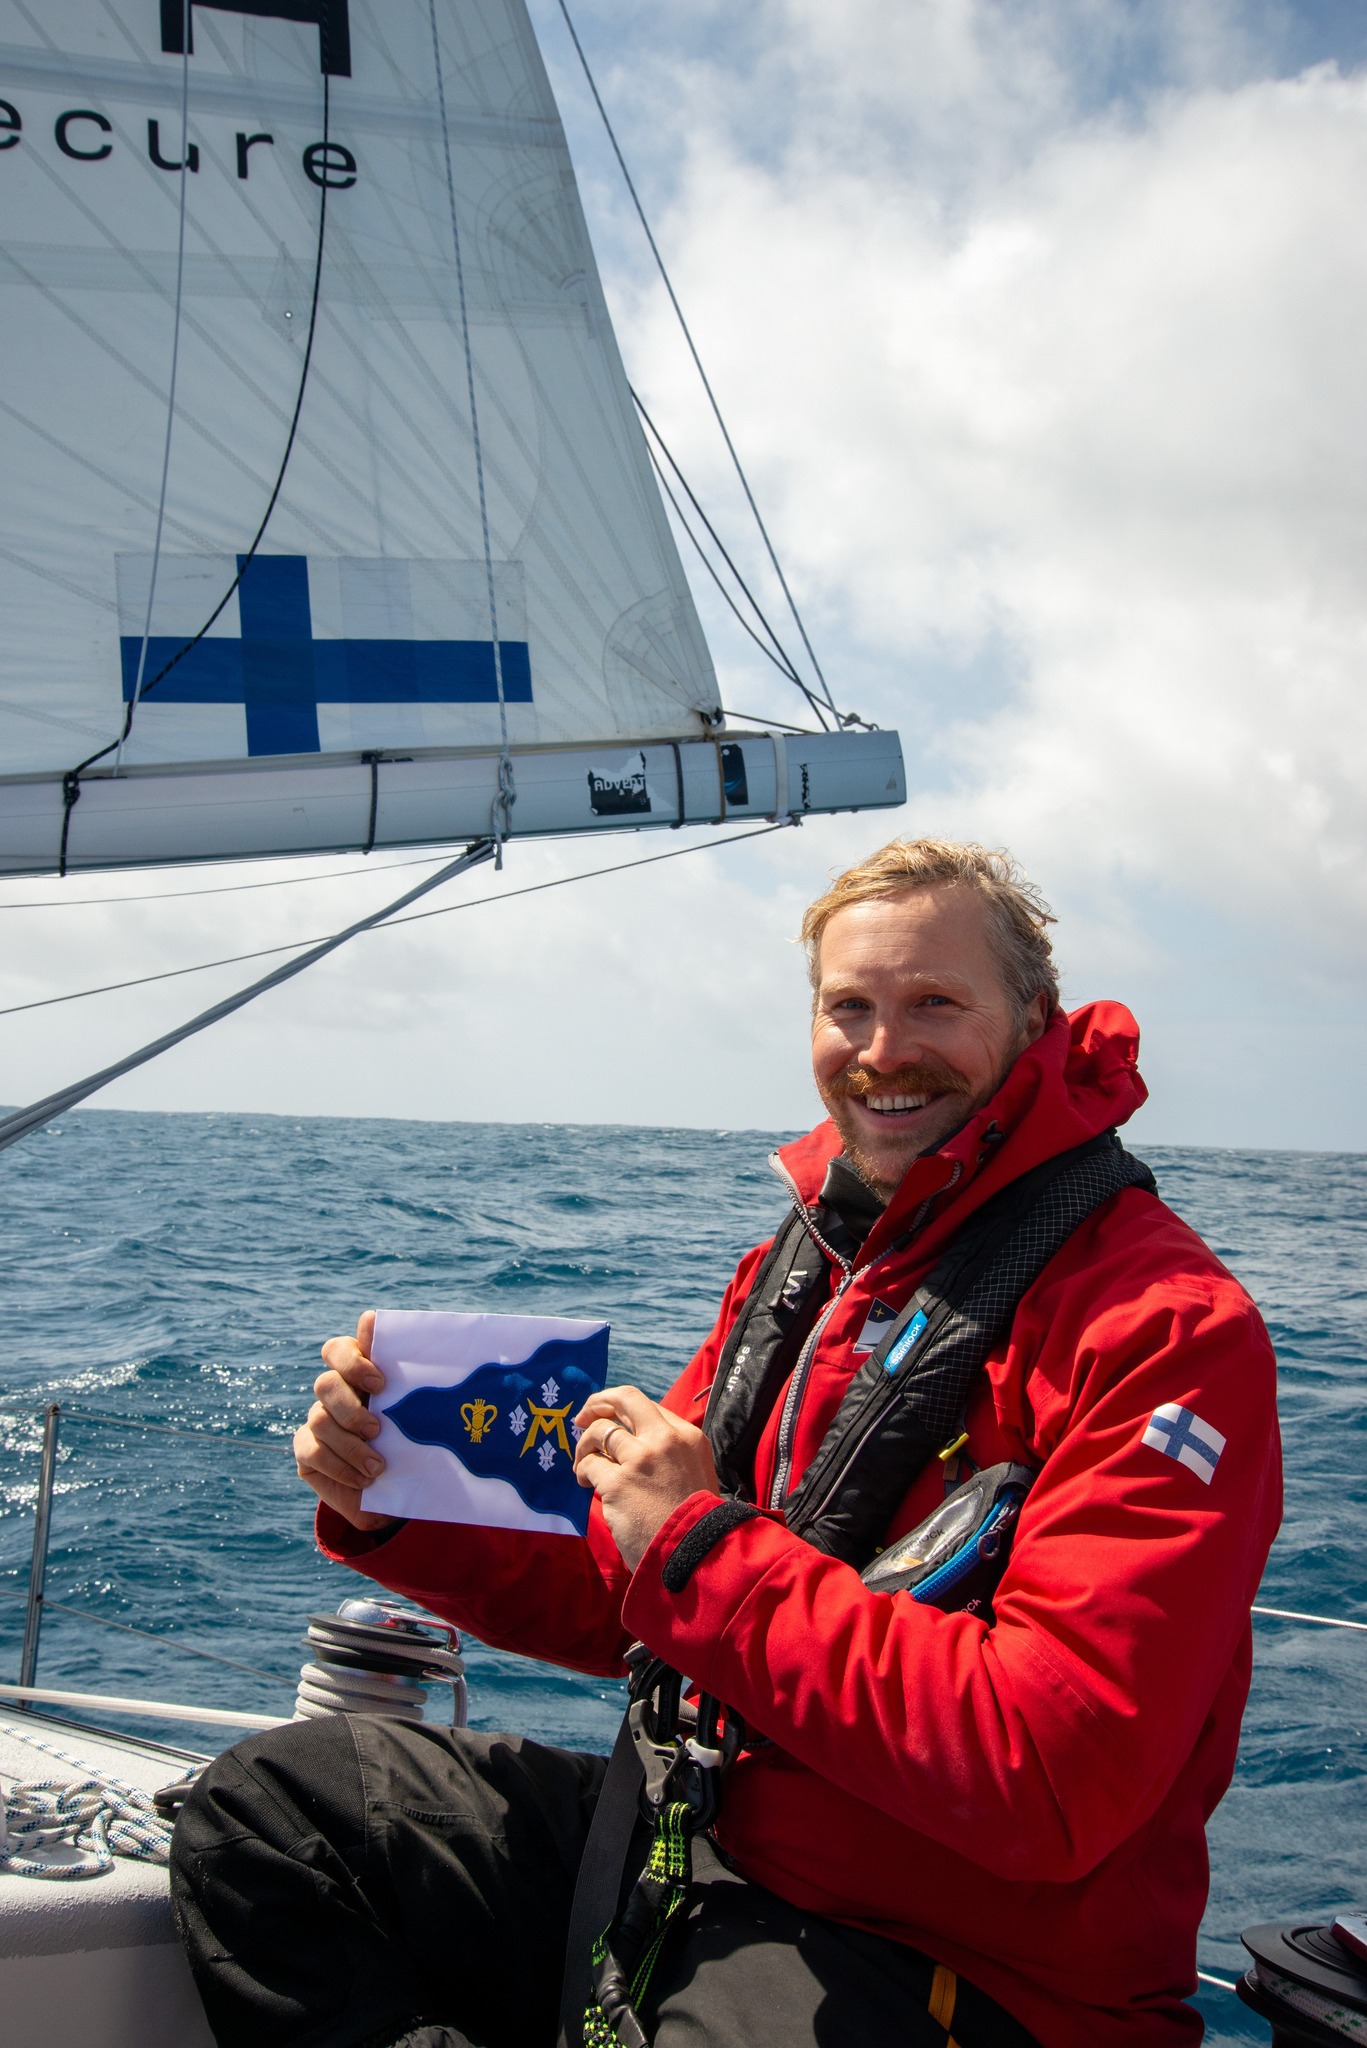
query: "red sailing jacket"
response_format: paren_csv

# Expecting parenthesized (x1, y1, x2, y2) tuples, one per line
(319, 1002, 1282, 2048)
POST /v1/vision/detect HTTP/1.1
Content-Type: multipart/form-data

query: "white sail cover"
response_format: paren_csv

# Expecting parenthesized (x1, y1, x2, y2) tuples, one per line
(0, 0, 721, 787)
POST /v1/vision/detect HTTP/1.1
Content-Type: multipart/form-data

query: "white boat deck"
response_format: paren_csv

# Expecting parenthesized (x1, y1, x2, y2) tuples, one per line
(0, 1713, 213, 2047)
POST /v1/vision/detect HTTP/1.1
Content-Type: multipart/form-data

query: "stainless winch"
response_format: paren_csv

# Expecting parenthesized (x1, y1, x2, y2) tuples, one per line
(294, 1598, 468, 1726)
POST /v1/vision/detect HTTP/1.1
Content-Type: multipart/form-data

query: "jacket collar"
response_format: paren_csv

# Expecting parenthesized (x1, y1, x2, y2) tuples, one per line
(774, 1000, 1148, 1263)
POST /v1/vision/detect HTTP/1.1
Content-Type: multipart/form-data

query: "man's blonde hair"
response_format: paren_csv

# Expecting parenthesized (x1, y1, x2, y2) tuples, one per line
(800, 838, 1060, 1020)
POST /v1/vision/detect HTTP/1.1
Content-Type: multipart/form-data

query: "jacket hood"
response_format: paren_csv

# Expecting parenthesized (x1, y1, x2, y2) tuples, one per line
(776, 1000, 1148, 1257)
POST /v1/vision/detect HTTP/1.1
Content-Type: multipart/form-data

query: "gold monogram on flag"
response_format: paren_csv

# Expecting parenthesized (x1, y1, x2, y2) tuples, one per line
(460, 1397, 499, 1445)
(520, 1401, 573, 1458)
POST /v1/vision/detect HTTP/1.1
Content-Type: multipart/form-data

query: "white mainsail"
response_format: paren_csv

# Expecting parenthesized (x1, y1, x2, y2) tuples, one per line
(0, 0, 904, 871)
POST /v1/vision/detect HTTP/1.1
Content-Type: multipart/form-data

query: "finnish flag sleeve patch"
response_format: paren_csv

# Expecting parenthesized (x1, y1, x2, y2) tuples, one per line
(1142, 1403, 1227, 1484)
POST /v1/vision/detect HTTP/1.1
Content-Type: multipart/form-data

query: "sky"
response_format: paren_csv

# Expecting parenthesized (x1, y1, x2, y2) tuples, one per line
(4, 0, 1367, 1150)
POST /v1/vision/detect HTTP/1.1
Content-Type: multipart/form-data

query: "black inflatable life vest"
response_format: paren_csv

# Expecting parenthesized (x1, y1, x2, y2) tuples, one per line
(703, 1129, 1157, 1568)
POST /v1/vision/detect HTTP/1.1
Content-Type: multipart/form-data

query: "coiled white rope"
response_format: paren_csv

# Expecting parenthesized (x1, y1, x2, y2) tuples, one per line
(0, 1722, 192, 1880)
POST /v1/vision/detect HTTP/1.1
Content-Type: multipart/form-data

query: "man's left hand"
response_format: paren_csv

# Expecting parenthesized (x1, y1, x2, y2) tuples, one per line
(574, 1385, 719, 1572)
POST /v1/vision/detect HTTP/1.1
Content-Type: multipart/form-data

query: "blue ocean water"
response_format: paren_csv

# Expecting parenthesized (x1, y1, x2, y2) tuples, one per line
(0, 1111, 1363, 2043)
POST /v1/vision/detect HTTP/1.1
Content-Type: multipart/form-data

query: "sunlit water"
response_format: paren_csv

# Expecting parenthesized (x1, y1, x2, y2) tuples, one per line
(1, 1111, 1362, 2043)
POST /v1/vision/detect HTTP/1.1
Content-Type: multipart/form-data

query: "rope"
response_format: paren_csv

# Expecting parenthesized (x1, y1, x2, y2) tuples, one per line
(58, 70, 333, 874)
(428, 0, 515, 866)
(646, 446, 821, 711)
(0, 839, 494, 1153)
(0, 1723, 189, 1879)
(1252, 1604, 1367, 1633)
(0, 819, 790, 1019)
(583, 1801, 694, 2048)
(719, 709, 821, 735)
(555, 0, 840, 726)
(115, 0, 191, 774)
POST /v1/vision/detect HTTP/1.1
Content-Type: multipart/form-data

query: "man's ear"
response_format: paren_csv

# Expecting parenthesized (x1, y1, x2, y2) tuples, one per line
(1021, 993, 1051, 1047)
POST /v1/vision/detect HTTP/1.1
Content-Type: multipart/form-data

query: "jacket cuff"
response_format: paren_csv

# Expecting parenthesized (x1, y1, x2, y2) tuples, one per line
(623, 1490, 789, 1671)
(659, 1499, 763, 1590)
(315, 1500, 407, 1564)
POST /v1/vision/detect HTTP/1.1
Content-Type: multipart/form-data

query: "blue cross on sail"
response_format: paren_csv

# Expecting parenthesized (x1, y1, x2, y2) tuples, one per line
(1141, 1402, 1226, 1485)
(118, 554, 532, 758)
(364, 1310, 610, 1537)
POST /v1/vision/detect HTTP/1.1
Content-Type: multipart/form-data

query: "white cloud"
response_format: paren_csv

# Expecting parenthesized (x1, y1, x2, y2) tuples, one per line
(582, 8, 1367, 1153)
(626, 26, 1367, 946)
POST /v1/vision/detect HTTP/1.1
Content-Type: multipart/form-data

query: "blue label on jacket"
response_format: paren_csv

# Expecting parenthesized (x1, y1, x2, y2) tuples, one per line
(883, 1309, 928, 1373)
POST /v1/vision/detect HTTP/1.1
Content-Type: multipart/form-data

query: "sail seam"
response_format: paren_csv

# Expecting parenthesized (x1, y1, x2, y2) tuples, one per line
(428, 0, 516, 868)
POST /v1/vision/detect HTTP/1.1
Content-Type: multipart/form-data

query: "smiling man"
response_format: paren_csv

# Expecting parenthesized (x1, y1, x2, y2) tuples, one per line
(172, 839, 1281, 2048)
(809, 849, 1053, 1187)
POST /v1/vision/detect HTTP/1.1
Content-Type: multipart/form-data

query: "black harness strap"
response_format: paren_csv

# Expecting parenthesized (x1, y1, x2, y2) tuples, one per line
(558, 1712, 644, 2048)
(703, 1208, 830, 1499)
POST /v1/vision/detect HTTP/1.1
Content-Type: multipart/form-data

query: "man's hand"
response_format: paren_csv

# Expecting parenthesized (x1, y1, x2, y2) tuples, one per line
(294, 1310, 399, 1533)
(573, 1385, 719, 1572)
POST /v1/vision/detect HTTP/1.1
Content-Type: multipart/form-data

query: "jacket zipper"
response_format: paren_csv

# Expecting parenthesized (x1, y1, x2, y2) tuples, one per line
(764, 1153, 958, 1513)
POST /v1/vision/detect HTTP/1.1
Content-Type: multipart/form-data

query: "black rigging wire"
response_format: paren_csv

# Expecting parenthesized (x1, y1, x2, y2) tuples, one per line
(717, 710, 820, 735)
(0, 852, 449, 911)
(0, 839, 496, 1154)
(651, 452, 834, 726)
(0, 822, 791, 1022)
(635, 391, 807, 688)
(639, 424, 833, 727)
(0, 1586, 293, 1688)
(649, 451, 803, 689)
(57, 74, 334, 877)
(632, 396, 836, 734)
(555, 0, 840, 724)
(631, 388, 809, 691)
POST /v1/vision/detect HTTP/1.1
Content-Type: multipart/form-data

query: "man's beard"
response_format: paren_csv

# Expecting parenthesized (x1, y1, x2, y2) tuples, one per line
(820, 1058, 979, 1197)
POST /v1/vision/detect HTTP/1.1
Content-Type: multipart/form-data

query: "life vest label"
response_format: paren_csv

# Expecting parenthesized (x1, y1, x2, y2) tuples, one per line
(852, 1298, 899, 1354)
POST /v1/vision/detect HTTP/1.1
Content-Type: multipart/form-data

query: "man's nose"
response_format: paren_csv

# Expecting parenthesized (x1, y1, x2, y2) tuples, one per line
(860, 1016, 923, 1072)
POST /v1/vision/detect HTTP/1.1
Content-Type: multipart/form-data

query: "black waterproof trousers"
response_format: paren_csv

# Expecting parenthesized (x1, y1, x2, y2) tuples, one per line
(170, 1717, 1040, 2048)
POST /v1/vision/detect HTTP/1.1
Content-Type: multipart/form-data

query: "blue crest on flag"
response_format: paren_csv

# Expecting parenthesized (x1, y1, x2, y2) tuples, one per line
(385, 1329, 610, 1534)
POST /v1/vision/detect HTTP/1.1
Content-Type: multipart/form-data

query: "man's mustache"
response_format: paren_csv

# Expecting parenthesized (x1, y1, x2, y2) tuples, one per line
(824, 1061, 972, 1102)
